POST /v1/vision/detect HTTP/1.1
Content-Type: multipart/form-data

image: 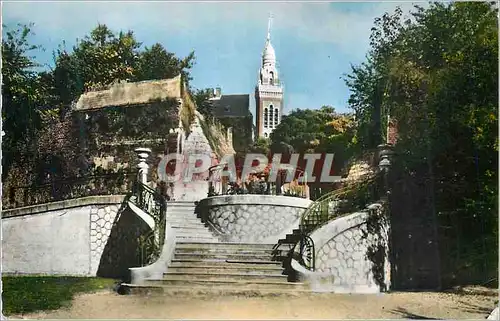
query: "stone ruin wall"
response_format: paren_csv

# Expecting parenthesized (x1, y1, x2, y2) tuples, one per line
(74, 76, 182, 112)
(73, 76, 185, 182)
(73, 76, 234, 188)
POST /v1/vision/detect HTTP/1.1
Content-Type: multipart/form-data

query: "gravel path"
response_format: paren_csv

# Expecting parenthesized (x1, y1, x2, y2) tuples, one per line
(9, 286, 498, 320)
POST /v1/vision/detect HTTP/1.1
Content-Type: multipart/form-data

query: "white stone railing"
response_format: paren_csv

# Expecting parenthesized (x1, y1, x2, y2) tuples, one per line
(197, 195, 312, 244)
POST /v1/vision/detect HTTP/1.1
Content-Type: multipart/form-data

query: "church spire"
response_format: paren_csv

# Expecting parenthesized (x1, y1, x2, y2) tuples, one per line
(267, 13, 272, 41)
(262, 13, 276, 66)
(255, 12, 283, 139)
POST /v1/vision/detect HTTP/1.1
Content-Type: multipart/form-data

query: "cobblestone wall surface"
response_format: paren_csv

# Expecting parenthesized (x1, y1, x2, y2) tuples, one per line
(2, 196, 140, 277)
(315, 219, 377, 286)
(197, 195, 312, 244)
(89, 204, 121, 274)
(308, 206, 390, 293)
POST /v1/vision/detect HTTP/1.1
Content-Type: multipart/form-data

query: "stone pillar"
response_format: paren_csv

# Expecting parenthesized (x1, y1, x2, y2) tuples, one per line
(377, 144, 394, 291)
(303, 171, 310, 199)
(378, 143, 394, 292)
(377, 144, 394, 197)
(227, 127, 233, 146)
(135, 147, 152, 184)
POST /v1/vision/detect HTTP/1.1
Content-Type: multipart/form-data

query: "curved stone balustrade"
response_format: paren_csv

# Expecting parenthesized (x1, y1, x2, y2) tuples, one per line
(292, 203, 391, 293)
(196, 195, 312, 244)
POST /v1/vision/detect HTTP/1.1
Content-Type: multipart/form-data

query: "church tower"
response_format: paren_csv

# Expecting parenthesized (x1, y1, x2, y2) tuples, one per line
(255, 15, 284, 139)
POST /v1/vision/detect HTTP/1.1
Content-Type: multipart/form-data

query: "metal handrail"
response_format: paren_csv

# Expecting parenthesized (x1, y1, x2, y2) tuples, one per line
(293, 234, 315, 271)
(299, 173, 381, 233)
(275, 171, 383, 273)
(207, 163, 308, 198)
(129, 180, 167, 266)
(4, 171, 137, 210)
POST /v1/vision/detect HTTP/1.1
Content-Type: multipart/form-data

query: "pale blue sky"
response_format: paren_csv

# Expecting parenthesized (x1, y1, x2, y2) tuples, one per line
(2, 1, 424, 115)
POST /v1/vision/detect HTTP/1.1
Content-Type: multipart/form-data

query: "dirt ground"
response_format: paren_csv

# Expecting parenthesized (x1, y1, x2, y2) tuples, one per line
(9, 286, 498, 320)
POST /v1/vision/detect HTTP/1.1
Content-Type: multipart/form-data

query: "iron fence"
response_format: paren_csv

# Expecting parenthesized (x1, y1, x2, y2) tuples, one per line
(207, 164, 308, 198)
(3, 171, 137, 210)
(129, 179, 167, 266)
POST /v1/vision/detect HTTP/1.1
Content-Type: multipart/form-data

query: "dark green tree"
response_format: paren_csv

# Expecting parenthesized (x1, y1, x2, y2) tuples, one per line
(1, 23, 46, 179)
(193, 88, 215, 119)
(134, 43, 195, 84)
(345, 1, 498, 287)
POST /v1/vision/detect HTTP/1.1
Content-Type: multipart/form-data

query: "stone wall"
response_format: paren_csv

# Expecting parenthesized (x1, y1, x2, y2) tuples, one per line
(79, 99, 180, 181)
(74, 76, 182, 111)
(171, 113, 218, 202)
(2, 195, 142, 277)
(70, 76, 188, 188)
(302, 204, 390, 293)
(198, 112, 235, 158)
(197, 195, 312, 243)
(89, 203, 121, 274)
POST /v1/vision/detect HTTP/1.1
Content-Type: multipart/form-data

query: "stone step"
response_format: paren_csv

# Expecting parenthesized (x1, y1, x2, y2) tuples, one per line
(170, 225, 210, 230)
(166, 214, 200, 219)
(174, 231, 215, 238)
(167, 215, 198, 219)
(175, 242, 275, 250)
(167, 217, 203, 223)
(122, 283, 310, 296)
(167, 209, 197, 214)
(176, 232, 214, 236)
(174, 235, 218, 240)
(167, 201, 196, 206)
(173, 234, 216, 239)
(167, 219, 202, 224)
(168, 222, 206, 228)
(170, 258, 280, 265)
(173, 252, 274, 261)
(143, 278, 304, 289)
(174, 237, 220, 243)
(167, 265, 284, 275)
(284, 234, 301, 243)
(277, 237, 296, 245)
(167, 211, 197, 215)
(167, 202, 196, 206)
(174, 234, 217, 238)
(166, 214, 198, 219)
(163, 272, 287, 282)
(167, 217, 201, 221)
(167, 209, 198, 213)
(175, 247, 275, 255)
(167, 206, 195, 215)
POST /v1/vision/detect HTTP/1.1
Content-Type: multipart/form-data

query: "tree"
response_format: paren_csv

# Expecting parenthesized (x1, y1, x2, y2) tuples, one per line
(248, 137, 270, 155)
(49, 24, 197, 107)
(63, 24, 141, 93)
(1, 23, 46, 179)
(2, 22, 200, 188)
(270, 106, 355, 157)
(134, 43, 195, 84)
(193, 88, 215, 119)
(267, 106, 356, 184)
(270, 106, 329, 153)
(345, 2, 498, 287)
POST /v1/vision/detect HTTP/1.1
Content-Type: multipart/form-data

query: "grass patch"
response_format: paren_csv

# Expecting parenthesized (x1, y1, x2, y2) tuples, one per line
(2, 276, 116, 316)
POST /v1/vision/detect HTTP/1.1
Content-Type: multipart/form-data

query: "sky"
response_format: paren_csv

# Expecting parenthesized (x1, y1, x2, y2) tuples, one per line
(2, 1, 425, 115)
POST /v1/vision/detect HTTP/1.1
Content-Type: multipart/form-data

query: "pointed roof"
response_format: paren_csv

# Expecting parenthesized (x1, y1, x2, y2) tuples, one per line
(262, 14, 276, 65)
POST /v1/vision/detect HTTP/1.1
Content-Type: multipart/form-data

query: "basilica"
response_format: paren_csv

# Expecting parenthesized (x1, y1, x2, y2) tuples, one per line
(209, 18, 284, 149)
(255, 18, 284, 139)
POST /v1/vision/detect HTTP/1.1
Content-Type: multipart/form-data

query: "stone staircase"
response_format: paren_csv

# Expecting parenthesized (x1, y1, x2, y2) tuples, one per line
(129, 242, 308, 295)
(167, 201, 219, 243)
(125, 201, 308, 295)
